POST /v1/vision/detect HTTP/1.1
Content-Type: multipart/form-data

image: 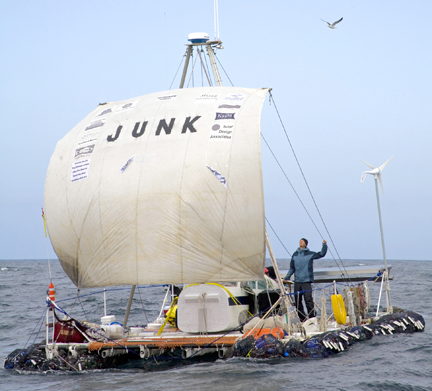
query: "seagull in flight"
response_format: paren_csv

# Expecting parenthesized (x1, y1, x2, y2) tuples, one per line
(321, 17, 343, 29)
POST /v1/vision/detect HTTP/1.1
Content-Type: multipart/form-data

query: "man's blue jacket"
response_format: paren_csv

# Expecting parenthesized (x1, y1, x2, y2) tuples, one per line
(284, 243, 328, 283)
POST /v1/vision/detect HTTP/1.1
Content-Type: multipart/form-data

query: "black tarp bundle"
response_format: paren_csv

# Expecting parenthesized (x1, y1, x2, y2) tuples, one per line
(3, 342, 128, 372)
(230, 311, 425, 359)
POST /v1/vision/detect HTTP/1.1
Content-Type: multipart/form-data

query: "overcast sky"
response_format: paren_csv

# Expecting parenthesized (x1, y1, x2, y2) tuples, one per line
(1, 0, 431, 262)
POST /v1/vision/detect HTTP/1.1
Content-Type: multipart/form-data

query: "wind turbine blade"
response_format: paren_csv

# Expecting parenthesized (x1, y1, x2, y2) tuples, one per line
(378, 174, 385, 195)
(361, 160, 376, 170)
(360, 172, 368, 183)
(379, 156, 394, 172)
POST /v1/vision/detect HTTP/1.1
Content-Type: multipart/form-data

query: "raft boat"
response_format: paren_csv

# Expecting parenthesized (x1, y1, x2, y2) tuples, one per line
(4, 33, 425, 372)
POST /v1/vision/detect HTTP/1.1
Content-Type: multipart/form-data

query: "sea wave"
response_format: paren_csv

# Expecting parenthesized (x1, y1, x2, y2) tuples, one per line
(355, 380, 432, 391)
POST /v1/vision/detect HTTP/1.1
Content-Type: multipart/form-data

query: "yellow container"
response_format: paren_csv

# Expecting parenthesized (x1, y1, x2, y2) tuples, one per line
(331, 294, 347, 324)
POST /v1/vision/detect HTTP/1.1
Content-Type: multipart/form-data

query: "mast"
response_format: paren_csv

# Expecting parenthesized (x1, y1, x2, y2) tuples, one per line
(205, 42, 223, 86)
(179, 45, 193, 89)
(265, 232, 294, 332)
(123, 285, 136, 328)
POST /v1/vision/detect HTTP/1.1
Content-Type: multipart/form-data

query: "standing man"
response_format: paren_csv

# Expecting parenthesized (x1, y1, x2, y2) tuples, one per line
(283, 238, 327, 322)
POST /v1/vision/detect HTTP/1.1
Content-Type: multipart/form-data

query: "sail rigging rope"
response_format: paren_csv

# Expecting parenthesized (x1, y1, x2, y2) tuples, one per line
(214, 52, 234, 87)
(264, 276, 280, 327)
(41, 208, 52, 282)
(55, 285, 165, 303)
(186, 50, 199, 88)
(76, 290, 90, 322)
(200, 52, 204, 87)
(169, 53, 185, 90)
(7, 308, 47, 364)
(137, 285, 150, 324)
(199, 49, 204, 87)
(262, 131, 338, 264)
(266, 92, 352, 282)
(265, 217, 291, 257)
(157, 297, 178, 335)
(196, 48, 212, 87)
(23, 308, 47, 349)
(46, 247, 52, 282)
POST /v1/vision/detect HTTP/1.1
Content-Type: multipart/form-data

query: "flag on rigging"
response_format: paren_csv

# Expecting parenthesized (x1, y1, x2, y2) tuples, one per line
(41, 207, 47, 237)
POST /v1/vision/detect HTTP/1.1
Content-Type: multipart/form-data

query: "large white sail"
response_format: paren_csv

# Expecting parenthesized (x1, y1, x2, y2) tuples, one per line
(44, 87, 268, 288)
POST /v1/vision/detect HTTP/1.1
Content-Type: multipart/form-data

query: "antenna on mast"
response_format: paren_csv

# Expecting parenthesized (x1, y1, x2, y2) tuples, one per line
(214, 0, 220, 40)
(178, 1, 224, 89)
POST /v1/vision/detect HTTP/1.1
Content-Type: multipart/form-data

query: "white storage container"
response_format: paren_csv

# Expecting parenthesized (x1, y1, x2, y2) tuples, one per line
(101, 315, 116, 325)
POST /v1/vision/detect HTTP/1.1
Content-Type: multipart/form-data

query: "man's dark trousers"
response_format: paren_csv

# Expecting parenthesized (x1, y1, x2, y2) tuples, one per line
(294, 282, 315, 322)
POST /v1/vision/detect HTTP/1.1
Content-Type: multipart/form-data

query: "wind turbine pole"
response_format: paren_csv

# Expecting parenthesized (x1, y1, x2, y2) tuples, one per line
(373, 175, 392, 313)
(374, 175, 387, 272)
(360, 156, 394, 315)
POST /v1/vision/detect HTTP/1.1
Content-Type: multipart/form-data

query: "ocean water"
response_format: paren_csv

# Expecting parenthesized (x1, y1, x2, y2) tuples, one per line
(0, 259, 431, 391)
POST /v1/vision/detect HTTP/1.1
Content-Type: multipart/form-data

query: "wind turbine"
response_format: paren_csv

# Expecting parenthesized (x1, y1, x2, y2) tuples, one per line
(360, 156, 393, 314)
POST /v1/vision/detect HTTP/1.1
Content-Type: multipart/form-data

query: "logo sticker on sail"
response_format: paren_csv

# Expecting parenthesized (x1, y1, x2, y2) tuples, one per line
(206, 165, 227, 188)
(120, 155, 135, 173)
(75, 144, 95, 158)
(78, 131, 98, 147)
(218, 104, 241, 109)
(215, 112, 235, 120)
(71, 159, 90, 183)
(196, 93, 219, 102)
(209, 124, 234, 140)
(85, 118, 106, 131)
(97, 107, 113, 117)
(157, 94, 177, 101)
(116, 101, 137, 112)
(223, 94, 244, 103)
